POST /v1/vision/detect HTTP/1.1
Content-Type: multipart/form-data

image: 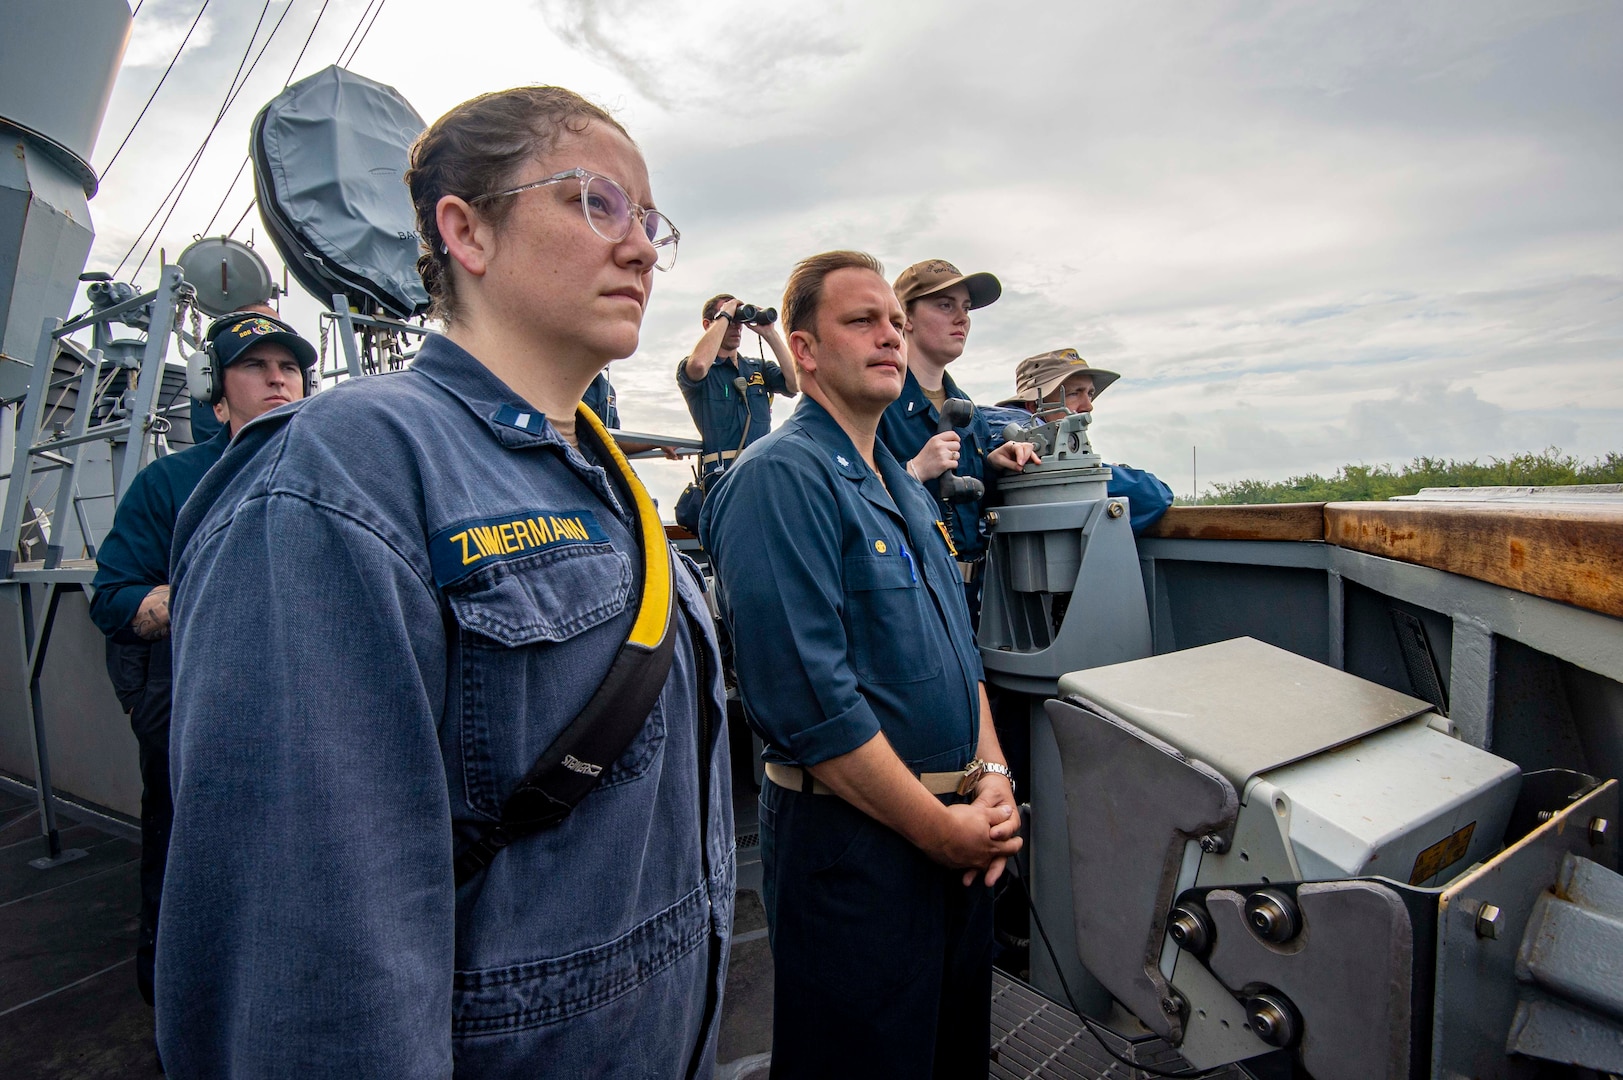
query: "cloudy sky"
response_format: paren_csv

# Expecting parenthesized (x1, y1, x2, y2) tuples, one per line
(81, 0, 1622, 506)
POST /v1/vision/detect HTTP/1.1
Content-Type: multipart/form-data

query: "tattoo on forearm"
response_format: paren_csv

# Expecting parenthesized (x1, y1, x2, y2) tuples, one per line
(133, 586, 171, 642)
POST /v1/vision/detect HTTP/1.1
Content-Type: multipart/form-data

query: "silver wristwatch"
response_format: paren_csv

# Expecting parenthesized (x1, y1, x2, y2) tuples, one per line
(958, 758, 1016, 796)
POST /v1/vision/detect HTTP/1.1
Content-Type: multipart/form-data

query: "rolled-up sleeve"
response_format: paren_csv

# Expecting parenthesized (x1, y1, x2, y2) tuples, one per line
(701, 455, 881, 765)
(158, 487, 454, 1078)
(1108, 465, 1174, 534)
(763, 362, 789, 395)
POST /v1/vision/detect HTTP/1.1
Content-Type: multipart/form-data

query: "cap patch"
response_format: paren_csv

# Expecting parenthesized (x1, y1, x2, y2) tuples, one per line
(229, 317, 286, 340)
(431, 509, 606, 586)
(923, 260, 960, 275)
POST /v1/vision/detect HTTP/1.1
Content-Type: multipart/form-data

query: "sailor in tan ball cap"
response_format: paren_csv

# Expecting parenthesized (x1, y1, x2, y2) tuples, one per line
(876, 260, 1039, 623)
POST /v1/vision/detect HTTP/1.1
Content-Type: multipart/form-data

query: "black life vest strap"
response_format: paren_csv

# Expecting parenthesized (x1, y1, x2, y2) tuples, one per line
(454, 405, 677, 886)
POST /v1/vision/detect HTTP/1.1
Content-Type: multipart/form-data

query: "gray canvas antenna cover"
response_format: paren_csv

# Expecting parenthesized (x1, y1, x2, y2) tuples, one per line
(253, 66, 428, 317)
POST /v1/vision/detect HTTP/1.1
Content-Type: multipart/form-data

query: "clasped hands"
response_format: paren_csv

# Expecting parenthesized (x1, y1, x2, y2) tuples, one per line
(932, 775, 1022, 888)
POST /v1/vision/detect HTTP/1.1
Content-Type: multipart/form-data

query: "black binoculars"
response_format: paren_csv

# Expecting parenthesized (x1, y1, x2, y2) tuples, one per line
(732, 304, 778, 326)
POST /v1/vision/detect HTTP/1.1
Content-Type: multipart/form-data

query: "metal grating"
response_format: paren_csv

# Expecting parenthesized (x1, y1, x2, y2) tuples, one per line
(989, 972, 1250, 1080)
(1390, 607, 1448, 714)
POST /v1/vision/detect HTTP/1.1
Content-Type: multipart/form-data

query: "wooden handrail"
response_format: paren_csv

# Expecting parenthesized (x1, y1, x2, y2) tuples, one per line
(1325, 501, 1623, 619)
(1139, 502, 1327, 542)
(1139, 500, 1623, 619)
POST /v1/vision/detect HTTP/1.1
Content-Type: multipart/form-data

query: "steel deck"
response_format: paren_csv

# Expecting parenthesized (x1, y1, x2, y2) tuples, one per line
(0, 782, 1253, 1079)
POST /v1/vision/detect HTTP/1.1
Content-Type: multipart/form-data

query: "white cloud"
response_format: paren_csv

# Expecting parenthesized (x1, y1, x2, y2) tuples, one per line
(116, 0, 218, 69)
(66, 0, 1623, 512)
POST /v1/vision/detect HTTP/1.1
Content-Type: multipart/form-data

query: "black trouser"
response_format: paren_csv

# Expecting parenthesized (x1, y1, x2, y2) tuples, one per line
(759, 779, 993, 1079)
(985, 686, 1031, 970)
(105, 638, 173, 1007)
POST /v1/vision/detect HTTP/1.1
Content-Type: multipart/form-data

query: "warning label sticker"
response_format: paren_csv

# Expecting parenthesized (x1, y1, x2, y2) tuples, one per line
(1410, 821, 1476, 884)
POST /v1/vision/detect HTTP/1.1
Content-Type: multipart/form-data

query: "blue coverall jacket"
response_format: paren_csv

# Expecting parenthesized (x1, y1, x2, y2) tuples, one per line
(88, 425, 230, 640)
(583, 369, 618, 428)
(699, 395, 983, 772)
(876, 369, 999, 563)
(159, 334, 734, 1078)
(699, 395, 995, 1076)
(1105, 465, 1174, 535)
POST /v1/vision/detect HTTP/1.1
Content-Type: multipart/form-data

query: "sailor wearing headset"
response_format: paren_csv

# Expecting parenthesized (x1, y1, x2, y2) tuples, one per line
(89, 308, 315, 1011)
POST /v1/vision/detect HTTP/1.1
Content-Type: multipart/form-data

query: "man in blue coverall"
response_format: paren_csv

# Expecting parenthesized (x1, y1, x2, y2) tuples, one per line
(701, 251, 1023, 1077)
(877, 260, 1033, 623)
(677, 293, 798, 483)
(584, 366, 678, 459)
(88, 310, 315, 1007)
(995, 348, 1174, 535)
(582, 366, 619, 427)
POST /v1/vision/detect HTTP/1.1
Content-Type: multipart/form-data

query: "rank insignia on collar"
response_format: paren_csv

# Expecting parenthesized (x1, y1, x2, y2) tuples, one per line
(493, 404, 547, 434)
(836, 455, 850, 467)
(907, 402, 915, 413)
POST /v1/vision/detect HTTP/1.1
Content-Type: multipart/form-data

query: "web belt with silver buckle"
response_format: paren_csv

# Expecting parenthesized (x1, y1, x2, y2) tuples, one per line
(764, 760, 1002, 798)
(700, 449, 741, 467)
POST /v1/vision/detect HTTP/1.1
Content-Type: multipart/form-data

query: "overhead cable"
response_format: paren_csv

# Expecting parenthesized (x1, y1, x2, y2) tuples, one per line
(98, 0, 212, 182)
(199, 0, 335, 237)
(340, 0, 388, 66)
(333, 0, 379, 65)
(229, 200, 257, 238)
(222, 0, 384, 248)
(283, 0, 333, 83)
(200, 156, 252, 237)
(128, 0, 304, 282)
(113, 0, 276, 277)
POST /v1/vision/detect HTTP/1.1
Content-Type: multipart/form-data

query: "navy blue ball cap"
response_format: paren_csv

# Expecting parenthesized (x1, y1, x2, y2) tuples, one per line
(208, 312, 317, 370)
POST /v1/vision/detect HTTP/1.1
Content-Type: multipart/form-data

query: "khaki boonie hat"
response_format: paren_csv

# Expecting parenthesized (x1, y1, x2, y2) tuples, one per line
(892, 259, 1002, 309)
(1014, 348, 1120, 402)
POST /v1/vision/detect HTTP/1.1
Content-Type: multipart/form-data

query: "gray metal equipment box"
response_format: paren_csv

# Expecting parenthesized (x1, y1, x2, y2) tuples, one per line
(1058, 637, 1521, 892)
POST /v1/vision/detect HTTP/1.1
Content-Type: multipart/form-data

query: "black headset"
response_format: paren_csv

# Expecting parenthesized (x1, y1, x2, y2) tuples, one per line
(188, 311, 315, 404)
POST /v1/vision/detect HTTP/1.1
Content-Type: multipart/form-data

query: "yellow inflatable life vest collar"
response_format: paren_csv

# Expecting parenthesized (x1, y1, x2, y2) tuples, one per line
(577, 404, 672, 650)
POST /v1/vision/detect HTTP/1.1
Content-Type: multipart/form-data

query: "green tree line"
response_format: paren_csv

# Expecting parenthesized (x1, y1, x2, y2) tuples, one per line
(1188, 448, 1623, 505)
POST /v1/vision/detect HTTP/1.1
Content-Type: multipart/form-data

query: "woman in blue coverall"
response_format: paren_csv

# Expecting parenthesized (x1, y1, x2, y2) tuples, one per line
(158, 88, 733, 1077)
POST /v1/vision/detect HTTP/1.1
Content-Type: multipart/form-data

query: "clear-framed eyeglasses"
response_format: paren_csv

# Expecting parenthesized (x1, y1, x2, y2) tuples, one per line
(472, 168, 680, 271)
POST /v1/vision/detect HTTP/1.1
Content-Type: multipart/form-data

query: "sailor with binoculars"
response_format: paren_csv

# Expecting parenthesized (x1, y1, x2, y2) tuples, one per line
(677, 293, 799, 486)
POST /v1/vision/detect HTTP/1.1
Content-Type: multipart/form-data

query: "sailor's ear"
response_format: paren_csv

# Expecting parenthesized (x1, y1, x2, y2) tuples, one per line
(788, 329, 818, 375)
(437, 195, 491, 279)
